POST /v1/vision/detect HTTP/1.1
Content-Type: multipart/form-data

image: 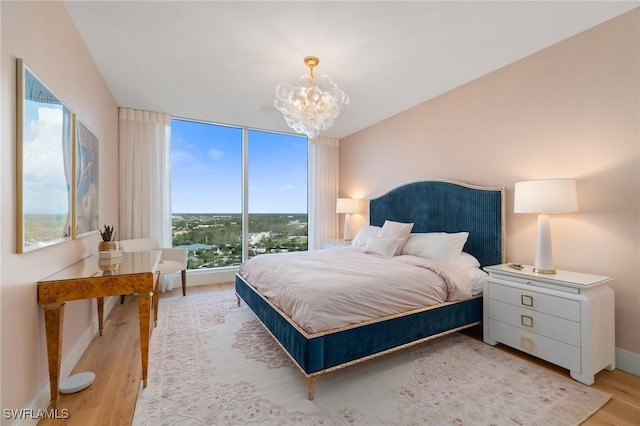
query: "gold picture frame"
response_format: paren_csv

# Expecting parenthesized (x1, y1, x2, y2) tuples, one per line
(72, 115, 99, 239)
(16, 58, 72, 253)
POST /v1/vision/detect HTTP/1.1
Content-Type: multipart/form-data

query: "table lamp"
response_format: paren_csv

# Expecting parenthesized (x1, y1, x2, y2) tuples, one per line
(336, 198, 360, 241)
(514, 178, 578, 274)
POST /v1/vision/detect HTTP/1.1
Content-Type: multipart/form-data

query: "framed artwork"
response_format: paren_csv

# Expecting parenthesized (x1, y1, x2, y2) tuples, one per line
(72, 115, 100, 238)
(16, 58, 73, 253)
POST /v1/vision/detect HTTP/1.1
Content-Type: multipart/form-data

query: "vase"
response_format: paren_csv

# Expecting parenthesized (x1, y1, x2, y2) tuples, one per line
(98, 260, 120, 276)
(98, 241, 120, 252)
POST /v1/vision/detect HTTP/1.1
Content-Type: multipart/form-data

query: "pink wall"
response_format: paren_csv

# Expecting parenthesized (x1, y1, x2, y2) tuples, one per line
(341, 10, 639, 355)
(1, 1, 118, 416)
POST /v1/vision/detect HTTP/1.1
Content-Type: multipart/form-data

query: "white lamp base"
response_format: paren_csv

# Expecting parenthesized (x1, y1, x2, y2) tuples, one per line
(534, 213, 556, 274)
(343, 213, 352, 241)
(59, 372, 95, 394)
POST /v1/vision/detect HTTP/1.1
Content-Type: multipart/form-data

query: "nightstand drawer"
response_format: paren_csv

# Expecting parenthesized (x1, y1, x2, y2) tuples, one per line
(488, 299, 581, 346)
(488, 281, 580, 322)
(488, 319, 581, 372)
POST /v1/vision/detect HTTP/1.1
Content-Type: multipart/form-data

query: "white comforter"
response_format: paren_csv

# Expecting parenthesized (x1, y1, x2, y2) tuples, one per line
(238, 246, 472, 334)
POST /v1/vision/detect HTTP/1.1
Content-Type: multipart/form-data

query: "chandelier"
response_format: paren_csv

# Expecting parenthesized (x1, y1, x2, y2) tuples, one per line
(274, 56, 349, 139)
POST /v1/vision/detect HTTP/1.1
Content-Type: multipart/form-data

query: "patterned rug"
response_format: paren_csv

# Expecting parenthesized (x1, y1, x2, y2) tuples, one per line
(132, 288, 610, 425)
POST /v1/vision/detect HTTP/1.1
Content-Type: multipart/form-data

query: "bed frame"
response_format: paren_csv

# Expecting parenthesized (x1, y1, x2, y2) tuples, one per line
(235, 179, 505, 399)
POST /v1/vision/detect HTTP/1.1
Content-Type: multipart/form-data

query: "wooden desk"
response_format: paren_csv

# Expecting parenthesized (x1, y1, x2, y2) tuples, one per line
(38, 250, 161, 408)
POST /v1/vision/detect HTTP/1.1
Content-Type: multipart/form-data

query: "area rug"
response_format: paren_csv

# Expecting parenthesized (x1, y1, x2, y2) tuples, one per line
(132, 288, 610, 425)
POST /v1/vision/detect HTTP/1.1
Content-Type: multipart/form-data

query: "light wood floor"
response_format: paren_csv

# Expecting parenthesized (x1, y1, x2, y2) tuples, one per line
(39, 283, 640, 426)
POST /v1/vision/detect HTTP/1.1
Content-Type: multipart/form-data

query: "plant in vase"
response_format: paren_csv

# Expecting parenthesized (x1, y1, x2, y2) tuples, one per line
(98, 225, 120, 252)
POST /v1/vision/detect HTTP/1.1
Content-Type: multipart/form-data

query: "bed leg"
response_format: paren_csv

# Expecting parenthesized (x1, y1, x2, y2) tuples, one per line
(235, 294, 241, 307)
(306, 376, 316, 401)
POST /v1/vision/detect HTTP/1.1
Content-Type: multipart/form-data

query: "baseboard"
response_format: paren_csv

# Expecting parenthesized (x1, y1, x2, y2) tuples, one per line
(14, 296, 118, 426)
(616, 347, 640, 376)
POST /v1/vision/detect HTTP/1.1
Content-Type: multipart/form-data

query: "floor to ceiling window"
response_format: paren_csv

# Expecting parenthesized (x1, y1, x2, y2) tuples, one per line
(247, 129, 308, 258)
(171, 118, 308, 269)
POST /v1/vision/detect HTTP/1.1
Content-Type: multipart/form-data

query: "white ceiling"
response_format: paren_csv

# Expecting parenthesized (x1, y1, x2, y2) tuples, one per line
(64, 1, 638, 139)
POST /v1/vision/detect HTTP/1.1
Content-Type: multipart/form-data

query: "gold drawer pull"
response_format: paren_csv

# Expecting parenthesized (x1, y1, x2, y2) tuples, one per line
(521, 294, 534, 307)
(521, 315, 534, 327)
(521, 337, 534, 352)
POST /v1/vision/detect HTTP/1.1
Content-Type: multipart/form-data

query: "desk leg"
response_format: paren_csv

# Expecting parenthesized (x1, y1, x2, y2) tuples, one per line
(43, 302, 65, 408)
(153, 272, 160, 327)
(96, 297, 104, 336)
(137, 293, 152, 388)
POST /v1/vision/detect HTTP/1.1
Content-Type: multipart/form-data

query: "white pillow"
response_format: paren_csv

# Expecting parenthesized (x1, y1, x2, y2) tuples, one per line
(379, 220, 414, 255)
(401, 232, 469, 263)
(352, 225, 382, 247)
(453, 252, 481, 268)
(363, 236, 402, 258)
(465, 266, 488, 295)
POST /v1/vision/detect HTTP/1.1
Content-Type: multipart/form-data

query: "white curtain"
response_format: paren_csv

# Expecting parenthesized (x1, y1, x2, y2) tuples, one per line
(118, 108, 172, 246)
(308, 137, 340, 250)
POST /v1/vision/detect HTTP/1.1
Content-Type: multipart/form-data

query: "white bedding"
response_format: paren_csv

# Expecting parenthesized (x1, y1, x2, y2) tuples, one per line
(238, 246, 473, 333)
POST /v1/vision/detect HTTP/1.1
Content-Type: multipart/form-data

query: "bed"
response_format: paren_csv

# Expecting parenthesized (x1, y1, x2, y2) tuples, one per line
(235, 179, 505, 399)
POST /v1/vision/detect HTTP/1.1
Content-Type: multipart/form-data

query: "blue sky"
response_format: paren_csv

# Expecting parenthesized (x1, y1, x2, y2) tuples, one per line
(171, 118, 308, 214)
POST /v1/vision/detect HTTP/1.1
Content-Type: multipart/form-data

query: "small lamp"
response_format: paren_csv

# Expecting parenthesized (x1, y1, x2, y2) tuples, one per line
(514, 178, 578, 274)
(336, 198, 360, 241)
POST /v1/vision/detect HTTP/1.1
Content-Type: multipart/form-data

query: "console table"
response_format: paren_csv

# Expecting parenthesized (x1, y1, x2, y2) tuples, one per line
(38, 250, 162, 407)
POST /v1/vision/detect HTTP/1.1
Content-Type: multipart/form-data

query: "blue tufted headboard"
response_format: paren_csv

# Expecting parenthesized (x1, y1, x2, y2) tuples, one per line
(369, 179, 505, 267)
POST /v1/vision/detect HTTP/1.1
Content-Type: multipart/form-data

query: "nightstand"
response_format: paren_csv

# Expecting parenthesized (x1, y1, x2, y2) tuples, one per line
(483, 264, 615, 385)
(324, 239, 351, 249)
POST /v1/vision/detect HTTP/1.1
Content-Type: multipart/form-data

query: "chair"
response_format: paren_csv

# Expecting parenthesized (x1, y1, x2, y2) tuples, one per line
(118, 238, 188, 302)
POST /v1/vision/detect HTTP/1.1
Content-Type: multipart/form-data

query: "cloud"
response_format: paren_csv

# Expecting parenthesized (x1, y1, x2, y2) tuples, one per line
(208, 148, 224, 160)
(22, 106, 70, 214)
(172, 137, 210, 174)
(278, 184, 294, 191)
(171, 149, 195, 164)
(24, 106, 66, 179)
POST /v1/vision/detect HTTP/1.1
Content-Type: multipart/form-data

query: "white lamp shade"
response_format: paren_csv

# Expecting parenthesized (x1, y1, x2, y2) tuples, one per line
(514, 179, 578, 214)
(336, 198, 360, 214)
(514, 178, 578, 274)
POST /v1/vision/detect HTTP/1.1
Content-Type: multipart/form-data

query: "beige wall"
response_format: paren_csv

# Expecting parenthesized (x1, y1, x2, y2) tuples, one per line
(1, 1, 118, 416)
(341, 10, 639, 355)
